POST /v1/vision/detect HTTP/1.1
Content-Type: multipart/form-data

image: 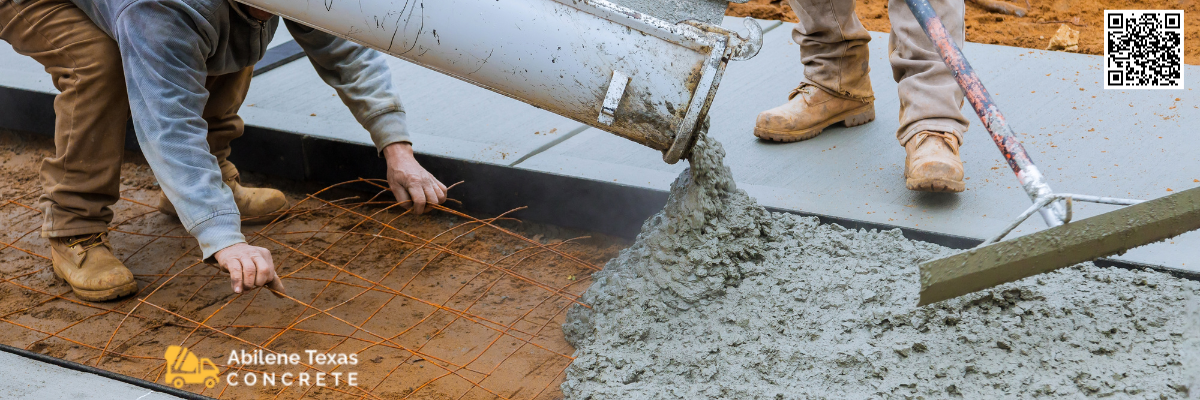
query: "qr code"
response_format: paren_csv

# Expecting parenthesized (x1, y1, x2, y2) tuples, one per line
(1104, 10, 1184, 89)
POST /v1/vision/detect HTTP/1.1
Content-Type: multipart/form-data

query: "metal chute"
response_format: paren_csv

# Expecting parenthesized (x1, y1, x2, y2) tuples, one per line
(239, 0, 763, 163)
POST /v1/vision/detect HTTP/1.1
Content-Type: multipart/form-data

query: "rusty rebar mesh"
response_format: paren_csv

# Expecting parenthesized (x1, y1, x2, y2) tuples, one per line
(0, 171, 619, 399)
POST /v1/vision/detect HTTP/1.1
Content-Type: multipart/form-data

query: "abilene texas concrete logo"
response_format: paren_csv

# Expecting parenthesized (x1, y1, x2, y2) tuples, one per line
(163, 345, 360, 389)
(163, 345, 220, 389)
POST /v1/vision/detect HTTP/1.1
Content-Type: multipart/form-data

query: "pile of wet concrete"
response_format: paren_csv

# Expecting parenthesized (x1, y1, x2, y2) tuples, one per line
(561, 136, 1199, 398)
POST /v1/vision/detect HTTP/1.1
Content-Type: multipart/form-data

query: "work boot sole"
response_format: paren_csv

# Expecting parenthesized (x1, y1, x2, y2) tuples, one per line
(754, 104, 875, 143)
(49, 258, 138, 302)
(906, 177, 965, 193)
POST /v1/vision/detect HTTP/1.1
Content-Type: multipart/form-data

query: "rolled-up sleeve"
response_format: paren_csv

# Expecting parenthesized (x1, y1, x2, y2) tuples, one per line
(286, 20, 411, 153)
(114, 2, 245, 259)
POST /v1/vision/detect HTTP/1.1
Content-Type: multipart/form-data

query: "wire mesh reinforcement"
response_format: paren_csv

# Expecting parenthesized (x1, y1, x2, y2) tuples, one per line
(0, 178, 610, 399)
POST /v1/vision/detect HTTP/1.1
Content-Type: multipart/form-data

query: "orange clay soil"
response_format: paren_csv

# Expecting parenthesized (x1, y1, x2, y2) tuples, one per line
(0, 130, 625, 400)
(728, 0, 1200, 65)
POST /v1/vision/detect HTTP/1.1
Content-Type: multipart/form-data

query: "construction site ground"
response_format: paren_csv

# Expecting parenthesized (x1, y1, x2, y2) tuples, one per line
(0, 132, 625, 398)
(1, 17, 1196, 271)
(0, 11, 1197, 400)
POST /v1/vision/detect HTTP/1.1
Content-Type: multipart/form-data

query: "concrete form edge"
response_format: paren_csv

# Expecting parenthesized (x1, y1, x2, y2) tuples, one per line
(0, 344, 210, 400)
(0, 83, 1195, 281)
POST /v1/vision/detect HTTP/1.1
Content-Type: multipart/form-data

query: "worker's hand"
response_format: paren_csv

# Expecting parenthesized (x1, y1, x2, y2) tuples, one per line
(383, 142, 447, 214)
(213, 243, 286, 296)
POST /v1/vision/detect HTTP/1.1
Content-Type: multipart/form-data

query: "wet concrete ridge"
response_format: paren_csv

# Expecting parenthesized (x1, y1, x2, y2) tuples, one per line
(1, 8, 1198, 399)
(563, 135, 1200, 398)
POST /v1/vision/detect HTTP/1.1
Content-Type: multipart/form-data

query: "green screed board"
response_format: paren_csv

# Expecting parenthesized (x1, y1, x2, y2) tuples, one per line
(919, 186, 1200, 306)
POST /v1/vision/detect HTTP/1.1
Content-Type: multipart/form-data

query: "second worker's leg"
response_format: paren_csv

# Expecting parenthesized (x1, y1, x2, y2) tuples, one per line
(0, 0, 136, 301)
(889, 0, 970, 192)
(754, 0, 876, 142)
(156, 67, 287, 224)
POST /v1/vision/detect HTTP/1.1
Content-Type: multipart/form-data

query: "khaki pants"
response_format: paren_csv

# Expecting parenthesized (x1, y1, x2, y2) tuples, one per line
(786, 0, 970, 145)
(0, 0, 250, 238)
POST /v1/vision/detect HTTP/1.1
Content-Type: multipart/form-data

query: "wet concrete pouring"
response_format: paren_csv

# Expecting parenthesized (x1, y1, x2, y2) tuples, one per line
(562, 135, 1199, 398)
(0, 128, 1197, 397)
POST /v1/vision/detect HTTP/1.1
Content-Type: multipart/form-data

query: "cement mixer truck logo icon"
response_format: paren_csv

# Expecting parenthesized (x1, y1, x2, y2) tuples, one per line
(163, 345, 220, 389)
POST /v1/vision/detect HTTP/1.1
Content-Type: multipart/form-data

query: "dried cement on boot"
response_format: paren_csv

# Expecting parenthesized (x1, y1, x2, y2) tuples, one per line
(562, 135, 1199, 399)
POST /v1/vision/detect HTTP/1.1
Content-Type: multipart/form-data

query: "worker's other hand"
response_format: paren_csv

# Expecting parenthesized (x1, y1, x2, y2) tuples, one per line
(213, 243, 285, 296)
(383, 142, 447, 214)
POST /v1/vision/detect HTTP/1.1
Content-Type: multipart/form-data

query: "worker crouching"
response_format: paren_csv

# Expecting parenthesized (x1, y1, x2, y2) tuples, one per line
(0, 0, 447, 301)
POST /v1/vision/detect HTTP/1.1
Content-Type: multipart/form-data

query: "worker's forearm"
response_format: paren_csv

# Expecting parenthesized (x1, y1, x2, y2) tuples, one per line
(287, 20, 410, 152)
(364, 111, 412, 153)
(191, 214, 247, 261)
(116, 3, 246, 259)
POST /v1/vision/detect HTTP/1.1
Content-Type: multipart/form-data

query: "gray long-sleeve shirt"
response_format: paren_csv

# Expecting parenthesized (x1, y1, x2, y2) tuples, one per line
(65, 0, 411, 259)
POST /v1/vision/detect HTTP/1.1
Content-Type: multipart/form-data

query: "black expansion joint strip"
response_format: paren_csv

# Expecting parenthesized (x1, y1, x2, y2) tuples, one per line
(0, 84, 1194, 284)
(0, 343, 215, 399)
(253, 40, 307, 77)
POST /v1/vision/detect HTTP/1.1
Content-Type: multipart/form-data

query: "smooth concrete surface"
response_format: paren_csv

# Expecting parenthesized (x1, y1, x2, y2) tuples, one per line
(0, 18, 1195, 271)
(518, 22, 1200, 271)
(0, 42, 55, 93)
(0, 351, 176, 399)
(242, 56, 588, 165)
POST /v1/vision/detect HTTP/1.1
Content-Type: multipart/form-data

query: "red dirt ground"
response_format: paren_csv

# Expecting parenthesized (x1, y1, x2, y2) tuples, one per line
(728, 0, 1200, 65)
(0, 130, 625, 399)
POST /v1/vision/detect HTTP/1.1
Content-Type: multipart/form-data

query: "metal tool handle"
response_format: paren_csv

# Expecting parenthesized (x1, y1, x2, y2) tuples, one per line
(904, 0, 1066, 227)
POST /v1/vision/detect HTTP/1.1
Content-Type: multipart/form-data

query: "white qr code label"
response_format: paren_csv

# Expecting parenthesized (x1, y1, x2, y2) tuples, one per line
(1104, 10, 1184, 89)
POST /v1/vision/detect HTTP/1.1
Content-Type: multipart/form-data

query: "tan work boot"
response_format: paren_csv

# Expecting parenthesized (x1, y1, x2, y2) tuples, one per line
(49, 233, 138, 302)
(158, 178, 288, 224)
(754, 83, 875, 142)
(904, 131, 965, 193)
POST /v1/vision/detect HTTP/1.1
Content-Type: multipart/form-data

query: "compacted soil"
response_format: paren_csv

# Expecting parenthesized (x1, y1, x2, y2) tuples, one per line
(0, 130, 625, 399)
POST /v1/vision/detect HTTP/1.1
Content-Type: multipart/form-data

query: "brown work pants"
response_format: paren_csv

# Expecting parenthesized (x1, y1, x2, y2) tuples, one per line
(786, 0, 970, 145)
(0, 0, 250, 238)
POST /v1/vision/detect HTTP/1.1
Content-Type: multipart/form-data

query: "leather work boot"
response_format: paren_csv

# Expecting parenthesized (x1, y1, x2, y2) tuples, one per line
(754, 83, 875, 142)
(904, 131, 965, 193)
(158, 178, 288, 224)
(49, 233, 138, 302)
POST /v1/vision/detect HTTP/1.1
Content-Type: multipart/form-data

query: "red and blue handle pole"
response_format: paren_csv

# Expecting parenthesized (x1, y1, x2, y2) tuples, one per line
(904, 0, 1065, 226)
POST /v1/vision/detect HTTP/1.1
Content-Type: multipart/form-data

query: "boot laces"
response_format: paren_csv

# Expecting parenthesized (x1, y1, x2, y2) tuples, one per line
(914, 131, 960, 156)
(66, 232, 109, 252)
(788, 83, 819, 100)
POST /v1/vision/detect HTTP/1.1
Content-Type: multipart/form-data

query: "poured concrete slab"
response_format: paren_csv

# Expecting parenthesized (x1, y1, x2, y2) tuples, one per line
(0, 22, 299, 96)
(0, 351, 178, 399)
(517, 24, 1200, 271)
(267, 23, 294, 48)
(918, 185, 1200, 305)
(0, 17, 1194, 272)
(0, 42, 55, 94)
(241, 57, 587, 165)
